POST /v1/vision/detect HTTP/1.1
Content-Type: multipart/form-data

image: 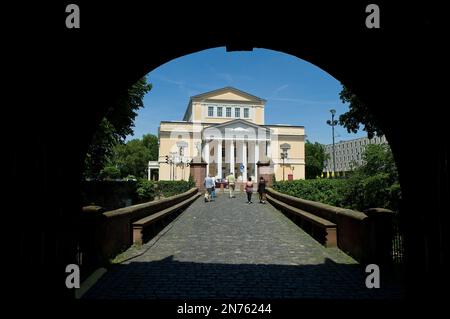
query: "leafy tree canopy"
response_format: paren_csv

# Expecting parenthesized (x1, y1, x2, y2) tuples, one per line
(112, 134, 157, 179)
(275, 143, 401, 211)
(305, 140, 329, 179)
(84, 76, 152, 179)
(343, 143, 400, 211)
(338, 85, 384, 139)
(360, 143, 398, 179)
(142, 134, 159, 162)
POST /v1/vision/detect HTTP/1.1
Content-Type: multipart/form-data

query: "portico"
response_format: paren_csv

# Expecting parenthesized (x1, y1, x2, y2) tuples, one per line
(202, 119, 270, 181)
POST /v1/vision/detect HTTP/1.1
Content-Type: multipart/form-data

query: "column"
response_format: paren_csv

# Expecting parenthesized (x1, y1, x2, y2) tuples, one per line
(204, 142, 209, 176)
(242, 141, 247, 181)
(254, 142, 259, 181)
(217, 139, 222, 179)
(267, 141, 271, 159)
(230, 140, 235, 175)
(148, 167, 151, 181)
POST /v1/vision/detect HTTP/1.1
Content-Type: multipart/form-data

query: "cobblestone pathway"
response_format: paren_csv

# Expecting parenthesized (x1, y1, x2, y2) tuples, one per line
(85, 192, 403, 299)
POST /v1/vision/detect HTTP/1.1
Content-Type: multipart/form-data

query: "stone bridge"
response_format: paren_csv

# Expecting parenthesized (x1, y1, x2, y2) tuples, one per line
(84, 192, 402, 299)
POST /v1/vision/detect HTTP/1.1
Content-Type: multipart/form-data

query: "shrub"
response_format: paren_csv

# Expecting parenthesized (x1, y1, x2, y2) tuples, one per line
(188, 174, 195, 187)
(339, 171, 392, 211)
(273, 179, 347, 207)
(136, 179, 156, 202)
(157, 180, 195, 198)
(274, 172, 400, 212)
(273, 143, 401, 212)
(388, 181, 402, 212)
(99, 165, 121, 180)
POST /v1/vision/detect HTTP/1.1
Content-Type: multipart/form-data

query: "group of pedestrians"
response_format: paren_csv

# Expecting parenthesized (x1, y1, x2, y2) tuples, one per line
(204, 173, 267, 204)
(245, 176, 266, 204)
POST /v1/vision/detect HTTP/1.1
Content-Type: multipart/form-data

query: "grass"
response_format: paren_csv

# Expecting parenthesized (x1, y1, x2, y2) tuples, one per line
(109, 243, 143, 264)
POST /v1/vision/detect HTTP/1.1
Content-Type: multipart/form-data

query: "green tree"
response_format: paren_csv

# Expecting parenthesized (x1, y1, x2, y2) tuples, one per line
(305, 141, 328, 179)
(338, 85, 383, 139)
(342, 143, 400, 211)
(136, 179, 156, 202)
(83, 76, 152, 179)
(142, 134, 159, 161)
(112, 137, 152, 179)
(99, 165, 121, 180)
(360, 143, 397, 178)
(275, 143, 401, 212)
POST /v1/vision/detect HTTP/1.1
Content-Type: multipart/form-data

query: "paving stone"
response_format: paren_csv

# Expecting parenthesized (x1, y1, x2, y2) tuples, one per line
(85, 192, 403, 299)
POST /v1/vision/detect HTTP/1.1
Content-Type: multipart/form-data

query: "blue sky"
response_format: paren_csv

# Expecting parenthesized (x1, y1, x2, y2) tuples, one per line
(128, 47, 367, 145)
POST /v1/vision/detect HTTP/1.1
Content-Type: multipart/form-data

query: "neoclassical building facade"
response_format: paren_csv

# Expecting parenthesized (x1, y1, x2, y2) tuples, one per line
(157, 87, 305, 182)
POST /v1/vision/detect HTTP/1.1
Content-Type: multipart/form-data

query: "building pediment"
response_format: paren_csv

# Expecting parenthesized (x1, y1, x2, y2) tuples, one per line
(191, 87, 266, 104)
(207, 118, 264, 130)
(203, 119, 270, 141)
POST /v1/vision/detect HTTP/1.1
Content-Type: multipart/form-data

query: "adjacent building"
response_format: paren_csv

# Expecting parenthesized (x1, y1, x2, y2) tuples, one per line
(157, 87, 305, 181)
(323, 135, 388, 173)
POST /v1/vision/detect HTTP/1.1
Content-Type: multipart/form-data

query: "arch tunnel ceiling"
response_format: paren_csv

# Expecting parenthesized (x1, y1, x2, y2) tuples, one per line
(8, 2, 446, 302)
(71, 3, 434, 177)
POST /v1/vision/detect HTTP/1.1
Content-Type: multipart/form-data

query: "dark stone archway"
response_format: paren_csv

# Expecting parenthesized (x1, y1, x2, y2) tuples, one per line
(8, 2, 446, 306)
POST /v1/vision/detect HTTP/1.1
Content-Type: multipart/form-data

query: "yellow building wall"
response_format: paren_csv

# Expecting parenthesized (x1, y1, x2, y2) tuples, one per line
(278, 136, 305, 160)
(274, 164, 305, 181)
(209, 92, 252, 101)
(192, 102, 202, 122)
(269, 128, 305, 181)
(201, 117, 232, 124)
(254, 106, 265, 125)
(159, 124, 197, 181)
(159, 162, 171, 180)
(199, 103, 263, 124)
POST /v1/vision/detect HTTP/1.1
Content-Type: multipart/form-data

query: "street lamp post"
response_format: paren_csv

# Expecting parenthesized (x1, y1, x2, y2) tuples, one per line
(280, 151, 286, 181)
(170, 151, 178, 180)
(326, 109, 338, 177)
(280, 143, 291, 181)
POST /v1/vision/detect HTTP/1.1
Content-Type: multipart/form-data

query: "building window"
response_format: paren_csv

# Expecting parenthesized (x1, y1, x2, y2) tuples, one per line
(235, 108, 240, 118)
(244, 108, 249, 118)
(226, 107, 231, 117)
(217, 107, 223, 117)
(208, 106, 214, 117)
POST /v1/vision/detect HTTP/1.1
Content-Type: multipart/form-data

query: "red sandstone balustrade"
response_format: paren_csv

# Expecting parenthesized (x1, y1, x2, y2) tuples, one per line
(266, 188, 394, 266)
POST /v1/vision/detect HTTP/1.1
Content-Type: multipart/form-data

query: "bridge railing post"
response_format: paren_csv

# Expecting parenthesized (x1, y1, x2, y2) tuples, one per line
(363, 208, 394, 271)
(80, 205, 108, 276)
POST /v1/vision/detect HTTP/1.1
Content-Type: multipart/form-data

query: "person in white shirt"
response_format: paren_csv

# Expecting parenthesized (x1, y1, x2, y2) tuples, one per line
(204, 175, 215, 202)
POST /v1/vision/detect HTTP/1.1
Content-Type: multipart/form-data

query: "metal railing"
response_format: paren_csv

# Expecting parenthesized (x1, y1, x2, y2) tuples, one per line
(392, 212, 404, 264)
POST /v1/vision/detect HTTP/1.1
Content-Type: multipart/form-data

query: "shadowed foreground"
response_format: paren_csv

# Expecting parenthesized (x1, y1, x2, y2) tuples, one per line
(85, 193, 403, 299)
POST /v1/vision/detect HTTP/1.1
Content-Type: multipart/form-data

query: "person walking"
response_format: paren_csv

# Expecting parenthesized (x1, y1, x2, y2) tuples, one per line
(226, 173, 236, 198)
(204, 174, 215, 202)
(245, 177, 253, 204)
(210, 175, 217, 200)
(257, 177, 267, 204)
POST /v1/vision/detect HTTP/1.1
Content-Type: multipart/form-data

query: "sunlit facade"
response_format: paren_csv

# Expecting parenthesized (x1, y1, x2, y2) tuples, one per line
(157, 87, 305, 181)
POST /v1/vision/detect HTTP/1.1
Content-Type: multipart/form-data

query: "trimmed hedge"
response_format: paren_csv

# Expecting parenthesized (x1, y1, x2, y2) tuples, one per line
(273, 179, 347, 207)
(273, 174, 400, 212)
(274, 144, 401, 212)
(157, 180, 195, 198)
